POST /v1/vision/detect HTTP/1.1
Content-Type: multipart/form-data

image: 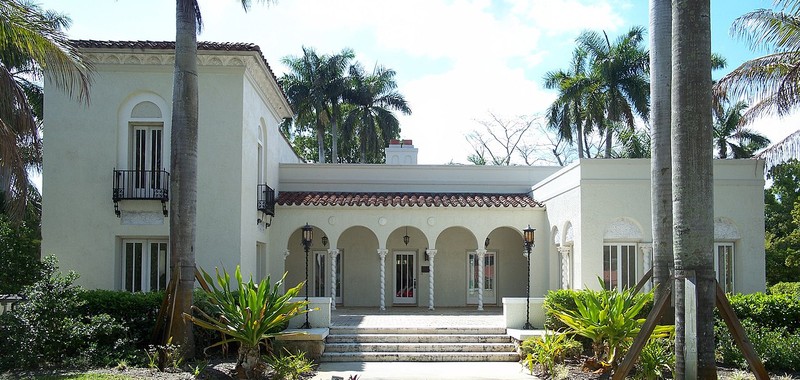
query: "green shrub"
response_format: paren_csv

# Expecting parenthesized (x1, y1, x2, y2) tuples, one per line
(521, 331, 582, 376)
(78, 289, 163, 349)
(715, 319, 800, 372)
(769, 282, 800, 298)
(266, 349, 315, 380)
(0, 257, 132, 370)
(721, 293, 800, 333)
(544, 288, 654, 331)
(633, 337, 674, 380)
(0, 216, 43, 294)
(545, 282, 667, 368)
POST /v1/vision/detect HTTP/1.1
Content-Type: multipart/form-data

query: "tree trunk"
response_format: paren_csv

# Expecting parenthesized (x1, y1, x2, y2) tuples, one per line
(672, 0, 716, 378)
(315, 115, 326, 163)
(331, 106, 339, 164)
(168, 0, 198, 359)
(649, 0, 674, 312)
(604, 127, 613, 158)
(236, 344, 261, 379)
(575, 104, 585, 159)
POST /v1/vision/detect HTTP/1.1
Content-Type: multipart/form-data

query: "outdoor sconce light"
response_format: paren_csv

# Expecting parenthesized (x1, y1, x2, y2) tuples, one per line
(484, 237, 490, 248)
(522, 224, 536, 330)
(300, 223, 313, 329)
(403, 226, 410, 246)
(321, 235, 328, 247)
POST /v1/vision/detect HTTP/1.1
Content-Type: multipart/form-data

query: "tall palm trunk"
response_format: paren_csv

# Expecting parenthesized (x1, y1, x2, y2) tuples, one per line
(168, 0, 199, 357)
(574, 103, 585, 159)
(331, 106, 339, 163)
(315, 114, 326, 163)
(649, 0, 673, 311)
(672, 0, 716, 378)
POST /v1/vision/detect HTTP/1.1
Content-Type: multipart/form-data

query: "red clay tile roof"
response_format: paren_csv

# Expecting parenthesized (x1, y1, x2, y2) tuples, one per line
(71, 40, 285, 100)
(276, 192, 543, 208)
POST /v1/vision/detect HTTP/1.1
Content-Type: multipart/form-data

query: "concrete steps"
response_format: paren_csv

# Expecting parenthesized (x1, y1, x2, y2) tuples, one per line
(321, 326, 519, 362)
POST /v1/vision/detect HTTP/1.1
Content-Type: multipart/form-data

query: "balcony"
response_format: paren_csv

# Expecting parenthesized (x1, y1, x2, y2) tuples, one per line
(112, 169, 170, 217)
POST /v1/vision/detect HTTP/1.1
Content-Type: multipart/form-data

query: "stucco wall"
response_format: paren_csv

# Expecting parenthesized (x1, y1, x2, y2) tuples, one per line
(42, 49, 297, 289)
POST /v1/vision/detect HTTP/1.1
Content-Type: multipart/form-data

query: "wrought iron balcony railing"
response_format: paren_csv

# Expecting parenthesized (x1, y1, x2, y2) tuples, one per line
(257, 183, 276, 216)
(112, 169, 170, 217)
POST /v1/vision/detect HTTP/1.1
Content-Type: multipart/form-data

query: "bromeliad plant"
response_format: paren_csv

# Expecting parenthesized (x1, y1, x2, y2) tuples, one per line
(183, 266, 308, 379)
(545, 279, 672, 369)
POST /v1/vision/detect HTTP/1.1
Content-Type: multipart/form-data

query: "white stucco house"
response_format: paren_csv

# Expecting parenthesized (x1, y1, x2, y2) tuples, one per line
(42, 41, 766, 313)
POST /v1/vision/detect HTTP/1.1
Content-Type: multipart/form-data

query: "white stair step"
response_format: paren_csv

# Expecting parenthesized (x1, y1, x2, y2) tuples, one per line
(326, 333, 510, 344)
(325, 342, 516, 353)
(320, 351, 520, 362)
(329, 327, 506, 335)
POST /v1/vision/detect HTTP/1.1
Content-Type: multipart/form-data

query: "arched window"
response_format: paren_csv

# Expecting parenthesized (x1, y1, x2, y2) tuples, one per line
(603, 218, 643, 290)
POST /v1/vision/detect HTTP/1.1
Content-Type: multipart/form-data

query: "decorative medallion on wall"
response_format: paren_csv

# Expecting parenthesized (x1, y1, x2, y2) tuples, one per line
(714, 218, 740, 240)
(427, 217, 436, 226)
(378, 217, 387, 226)
(603, 218, 643, 240)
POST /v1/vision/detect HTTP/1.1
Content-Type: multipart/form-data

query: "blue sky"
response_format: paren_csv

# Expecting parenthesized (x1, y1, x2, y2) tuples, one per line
(38, 0, 797, 164)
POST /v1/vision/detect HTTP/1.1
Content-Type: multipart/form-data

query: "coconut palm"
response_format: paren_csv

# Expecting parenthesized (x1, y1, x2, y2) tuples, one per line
(715, 0, 800, 119)
(0, 0, 91, 221)
(169, 0, 271, 358)
(280, 47, 354, 163)
(342, 63, 411, 163)
(577, 27, 650, 158)
(713, 100, 771, 158)
(671, 0, 716, 376)
(543, 48, 597, 159)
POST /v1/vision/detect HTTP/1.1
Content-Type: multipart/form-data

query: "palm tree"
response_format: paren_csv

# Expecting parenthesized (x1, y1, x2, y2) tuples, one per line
(280, 47, 354, 163)
(0, 0, 91, 221)
(672, 0, 716, 377)
(715, 0, 800, 120)
(170, 0, 270, 358)
(649, 0, 673, 307)
(713, 100, 771, 158)
(342, 63, 411, 163)
(543, 48, 596, 158)
(577, 27, 650, 158)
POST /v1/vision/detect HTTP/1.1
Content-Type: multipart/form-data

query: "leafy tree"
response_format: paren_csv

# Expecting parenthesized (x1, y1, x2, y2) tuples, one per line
(342, 63, 410, 163)
(543, 48, 597, 158)
(280, 47, 354, 163)
(169, 0, 272, 358)
(0, 0, 91, 221)
(716, 0, 800, 120)
(577, 27, 650, 158)
(765, 159, 800, 285)
(0, 213, 42, 294)
(713, 99, 770, 158)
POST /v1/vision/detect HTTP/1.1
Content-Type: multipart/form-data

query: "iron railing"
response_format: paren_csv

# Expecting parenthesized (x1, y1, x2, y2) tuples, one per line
(257, 183, 275, 216)
(113, 169, 170, 217)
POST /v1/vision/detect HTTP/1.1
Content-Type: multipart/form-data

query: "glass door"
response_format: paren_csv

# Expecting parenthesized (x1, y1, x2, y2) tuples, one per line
(393, 251, 416, 304)
(467, 251, 496, 304)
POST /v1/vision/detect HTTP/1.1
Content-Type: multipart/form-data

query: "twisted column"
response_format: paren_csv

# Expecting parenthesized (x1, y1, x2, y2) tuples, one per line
(328, 248, 340, 310)
(378, 249, 388, 311)
(640, 243, 653, 292)
(476, 249, 487, 311)
(427, 249, 437, 310)
(558, 245, 572, 289)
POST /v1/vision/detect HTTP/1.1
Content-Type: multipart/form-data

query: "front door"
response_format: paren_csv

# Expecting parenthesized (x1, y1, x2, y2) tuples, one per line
(393, 251, 416, 305)
(467, 251, 496, 305)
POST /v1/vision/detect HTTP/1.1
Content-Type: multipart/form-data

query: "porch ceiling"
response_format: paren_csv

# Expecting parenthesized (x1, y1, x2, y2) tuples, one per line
(276, 192, 544, 208)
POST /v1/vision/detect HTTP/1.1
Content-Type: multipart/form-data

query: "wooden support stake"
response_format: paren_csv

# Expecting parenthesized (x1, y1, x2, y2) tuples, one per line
(612, 283, 673, 380)
(715, 283, 769, 380)
(633, 268, 654, 296)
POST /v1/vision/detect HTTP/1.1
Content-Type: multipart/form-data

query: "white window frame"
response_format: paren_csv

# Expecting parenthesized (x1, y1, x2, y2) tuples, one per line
(603, 243, 637, 290)
(130, 123, 164, 192)
(122, 239, 169, 292)
(715, 242, 735, 293)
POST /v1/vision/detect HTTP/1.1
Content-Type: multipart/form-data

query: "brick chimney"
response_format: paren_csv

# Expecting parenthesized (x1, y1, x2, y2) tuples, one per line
(385, 139, 418, 165)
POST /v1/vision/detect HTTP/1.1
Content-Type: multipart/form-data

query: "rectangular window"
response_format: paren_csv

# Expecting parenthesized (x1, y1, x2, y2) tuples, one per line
(715, 243, 734, 293)
(123, 239, 168, 292)
(603, 243, 637, 290)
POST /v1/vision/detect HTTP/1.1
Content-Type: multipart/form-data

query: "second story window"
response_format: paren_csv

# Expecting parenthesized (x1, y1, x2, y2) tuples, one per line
(132, 124, 164, 191)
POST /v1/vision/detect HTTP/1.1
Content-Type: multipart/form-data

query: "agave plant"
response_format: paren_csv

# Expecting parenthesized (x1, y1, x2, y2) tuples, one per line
(183, 266, 308, 379)
(546, 279, 672, 368)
